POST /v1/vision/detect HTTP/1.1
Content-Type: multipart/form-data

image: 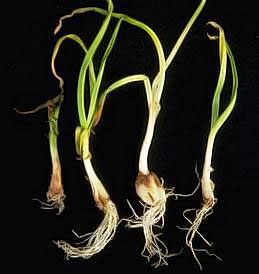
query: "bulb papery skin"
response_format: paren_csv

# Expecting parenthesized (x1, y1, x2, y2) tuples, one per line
(135, 171, 165, 206)
(201, 177, 216, 207)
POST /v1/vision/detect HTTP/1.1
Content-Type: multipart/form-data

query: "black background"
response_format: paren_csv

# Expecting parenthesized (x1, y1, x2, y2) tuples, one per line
(10, 0, 258, 273)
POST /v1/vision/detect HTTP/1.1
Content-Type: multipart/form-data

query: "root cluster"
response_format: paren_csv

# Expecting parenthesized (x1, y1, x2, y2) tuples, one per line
(124, 188, 181, 268)
(179, 199, 222, 270)
(55, 200, 119, 259)
(33, 192, 66, 215)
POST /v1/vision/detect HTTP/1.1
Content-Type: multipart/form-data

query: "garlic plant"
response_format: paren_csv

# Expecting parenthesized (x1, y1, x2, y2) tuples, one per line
(179, 21, 238, 270)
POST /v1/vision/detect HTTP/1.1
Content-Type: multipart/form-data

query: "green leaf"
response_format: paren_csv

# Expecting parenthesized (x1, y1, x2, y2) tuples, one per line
(55, 6, 165, 79)
(77, 0, 114, 128)
(207, 22, 227, 129)
(207, 22, 238, 138)
(92, 74, 151, 127)
(165, 0, 207, 69)
(210, 41, 238, 137)
(87, 18, 123, 129)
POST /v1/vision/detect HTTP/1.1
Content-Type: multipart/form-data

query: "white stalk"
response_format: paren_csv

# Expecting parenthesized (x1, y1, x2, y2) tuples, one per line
(138, 101, 161, 175)
(83, 157, 110, 208)
(201, 134, 216, 203)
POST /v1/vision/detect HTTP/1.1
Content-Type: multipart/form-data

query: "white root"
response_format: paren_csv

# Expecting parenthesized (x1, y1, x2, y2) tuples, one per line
(124, 187, 181, 268)
(55, 199, 119, 259)
(180, 199, 221, 270)
(186, 203, 214, 270)
(47, 192, 66, 214)
(33, 193, 66, 215)
(126, 171, 200, 267)
(33, 195, 66, 215)
(176, 163, 221, 269)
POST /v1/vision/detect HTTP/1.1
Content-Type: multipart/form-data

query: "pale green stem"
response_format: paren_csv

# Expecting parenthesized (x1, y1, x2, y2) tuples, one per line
(49, 131, 60, 168)
(139, 0, 207, 174)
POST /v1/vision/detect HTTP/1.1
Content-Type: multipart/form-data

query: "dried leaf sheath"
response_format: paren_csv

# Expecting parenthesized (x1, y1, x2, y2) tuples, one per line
(14, 95, 65, 214)
(45, 96, 65, 214)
